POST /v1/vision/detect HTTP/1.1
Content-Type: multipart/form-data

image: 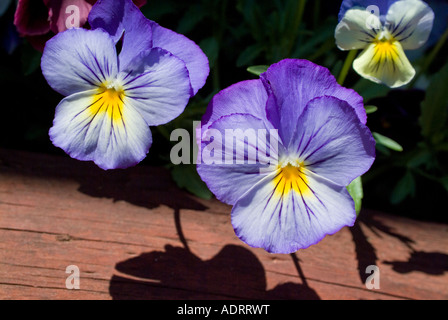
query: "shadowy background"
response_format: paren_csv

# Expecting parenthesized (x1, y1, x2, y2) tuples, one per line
(109, 244, 320, 300)
(1, 0, 447, 223)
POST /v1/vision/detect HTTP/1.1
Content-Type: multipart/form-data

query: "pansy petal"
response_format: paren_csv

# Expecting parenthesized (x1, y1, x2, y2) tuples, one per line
(386, 0, 434, 50)
(87, 0, 125, 43)
(150, 21, 209, 95)
(41, 28, 118, 96)
(88, 0, 153, 70)
(231, 168, 356, 254)
(118, 48, 192, 126)
(338, 0, 397, 22)
(335, 8, 381, 50)
(200, 79, 269, 132)
(260, 59, 366, 145)
(290, 96, 376, 187)
(49, 90, 152, 170)
(14, 0, 51, 36)
(197, 113, 281, 205)
(353, 40, 415, 88)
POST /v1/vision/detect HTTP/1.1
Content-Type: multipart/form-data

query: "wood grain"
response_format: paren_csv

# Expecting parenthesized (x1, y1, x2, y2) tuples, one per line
(0, 148, 447, 300)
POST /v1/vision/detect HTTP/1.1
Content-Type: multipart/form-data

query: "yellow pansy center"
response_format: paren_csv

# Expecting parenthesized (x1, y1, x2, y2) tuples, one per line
(372, 31, 400, 66)
(273, 161, 311, 197)
(89, 81, 125, 123)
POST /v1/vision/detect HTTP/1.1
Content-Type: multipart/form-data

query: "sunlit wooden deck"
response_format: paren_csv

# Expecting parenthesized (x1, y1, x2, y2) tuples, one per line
(0, 148, 447, 300)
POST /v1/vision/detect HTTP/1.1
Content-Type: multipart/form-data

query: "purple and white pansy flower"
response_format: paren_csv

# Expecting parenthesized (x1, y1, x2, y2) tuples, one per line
(336, 0, 434, 88)
(41, 0, 209, 170)
(197, 59, 376, 254)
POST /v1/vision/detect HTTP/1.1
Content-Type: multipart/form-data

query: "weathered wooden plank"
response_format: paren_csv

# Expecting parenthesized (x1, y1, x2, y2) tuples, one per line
(0, 148, 447, 300)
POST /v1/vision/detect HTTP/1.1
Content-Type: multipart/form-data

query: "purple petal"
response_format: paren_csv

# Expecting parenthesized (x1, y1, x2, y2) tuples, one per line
(260, 59, 366, 145)
(118, 48, 192, 126)
(150, 21, 209, 96)
(197, 113, 281, 205)
(201, 79, 269, 133)
(41, 28, 118, 96)
(88, 0, 153, 70)
(289, 95, 376, 187)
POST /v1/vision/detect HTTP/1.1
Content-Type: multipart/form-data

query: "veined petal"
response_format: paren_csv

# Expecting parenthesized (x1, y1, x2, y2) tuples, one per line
(335, 8, 381, 50)
(201, 80, 269, 132)
(289, 96, 376, 187)
(197, 80, 271, 177)
(386, 0, 434, 50)
(231, 168, 356, 254)
(41, 28, 118, 96)
(150, 21, 209, 95)
(49, 89, 152, 170)
(118, 48, 192, 126)
(260, 59, 366, 146)
(197, 113, 281, 205)
(353, 40, 415, 88)
(88, 0, 153, 70)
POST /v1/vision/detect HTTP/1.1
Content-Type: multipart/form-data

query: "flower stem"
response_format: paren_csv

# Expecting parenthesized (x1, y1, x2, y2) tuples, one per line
(337, 50, 358, 86)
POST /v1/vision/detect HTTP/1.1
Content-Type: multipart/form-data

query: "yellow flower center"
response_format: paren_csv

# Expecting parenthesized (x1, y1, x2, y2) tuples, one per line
(89, 81, 125, 123)
(372, 32, 400, 65)
(273, 161, 311, 198)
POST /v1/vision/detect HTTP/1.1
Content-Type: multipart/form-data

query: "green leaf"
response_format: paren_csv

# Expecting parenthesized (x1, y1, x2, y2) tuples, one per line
(247, 65, 269, 76)
(365, 105, 378, 114)
(292, 20, 335, 58)
(439, 176, 448, 193)
(347, 176, 364, 216)
(236, 45, 264, 67)
(419, 61, 448, 144)
(199, 37, 219, 69)
(353, 78, 390, 101)
(390, 171, 416, 204)
(176, 5, 206, 34)
(373, 132, 403, 152)
(140, 0, 179, 20)
(375, 143, 391, 156)
(171, 164, 213, 200)
(407, 149, 433, 169)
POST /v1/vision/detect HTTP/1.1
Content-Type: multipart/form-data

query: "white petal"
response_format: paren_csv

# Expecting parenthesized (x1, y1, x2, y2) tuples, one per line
(49, 90, 152, 170)
(231, 166, 356, 254)
(118, 48, 192, 127)
(353, 41, 415, 88)
(41, 28, 118, 96)
(335, 8, 381, 50)
(386, 0, 434, 50)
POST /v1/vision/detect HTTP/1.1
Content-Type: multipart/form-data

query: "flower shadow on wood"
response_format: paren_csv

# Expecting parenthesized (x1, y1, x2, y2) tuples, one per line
(109, 244, 321, 300)
(384, 251, 448, 275)
(351, 212, 416, 284)
(351, 211, 448, 283)
(75, 162, 209, 212)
